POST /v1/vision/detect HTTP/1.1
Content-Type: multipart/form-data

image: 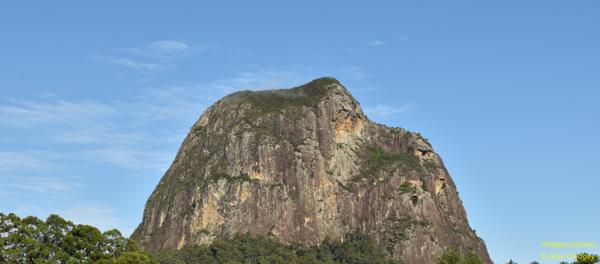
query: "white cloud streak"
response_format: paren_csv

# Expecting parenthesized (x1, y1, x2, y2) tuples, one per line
(341, 66, 370, 81)
(366, 40, 385, 47)
(98, 40, 205, 72)
(80, 147, 173, 172)
(0, 100, 116, 127)
(56, 204, 133, 234)
(0, 69, 306, 175)
(0, 174, 80, 203)
(364, 103, 414, 118)
(146, 40, 203, 60)
(103, 57, 162, 71)
(6, 176, 76, 194)
(0, 152, 46, 172)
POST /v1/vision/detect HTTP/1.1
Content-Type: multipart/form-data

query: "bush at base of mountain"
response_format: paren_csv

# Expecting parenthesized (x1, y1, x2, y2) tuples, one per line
(153, 232, 400, 264)
(436, 248, 483, 264)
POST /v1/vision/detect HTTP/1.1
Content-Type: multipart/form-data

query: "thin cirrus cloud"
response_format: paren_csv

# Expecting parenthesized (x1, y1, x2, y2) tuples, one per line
(0, 151, 77, 196)
(0, 67, 385, 175)
(145, 40, 201, 60)
(2, 176, 77, 195)
(0, 68, 306, 174)
(102, 57, 162, 71)
(340, 66, 371, 81)
(0, 152, 46, 172)
(366, 40, 385, 47)
(0, 98, 171, 173)
(363, 103, 414, 118)
(80, 147, 174, 172)
(57, 204, 135, 235)
(97, 40, 206, 72)
(208, 69, 307, 94)
(0, 99, 117, 127)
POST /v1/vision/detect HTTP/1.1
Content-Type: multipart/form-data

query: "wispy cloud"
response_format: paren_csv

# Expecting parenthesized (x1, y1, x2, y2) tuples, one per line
(3, 176, 77, 194)
(145, 40, 202, 60)
(340, 66, 370, 81)
(97, 40, 206, 72)
(80, 147, 173, 172)
(53, 128, 150, 145)
(57, 204, 132, 234)
(345, 47, 360, 53)
(0, 152, 46, 172)
(0, 69, 307, 175)
(0, 99, 116, 127)
(209, 69, 306, 93)
(0, 99, 173, 173)
(102, 57, 163, 71)
(0, 152, 78, 197)
(366, 40, 385, 47)
(364, 103, 414, 118)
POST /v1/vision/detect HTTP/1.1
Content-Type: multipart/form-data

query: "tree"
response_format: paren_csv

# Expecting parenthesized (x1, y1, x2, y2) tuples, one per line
(436, 248, 483, 264)
(63, 224, 107, 261)
(0, 213, 48, 263)
(1, 212, 152, 263)
(575, 253, 600, 264)
(153, 231, 402, 264)
(462, 252, 484, 264)
(102, 229, 131, 258)
(117, 251, 159, 264)
(437, 248, 461, 264)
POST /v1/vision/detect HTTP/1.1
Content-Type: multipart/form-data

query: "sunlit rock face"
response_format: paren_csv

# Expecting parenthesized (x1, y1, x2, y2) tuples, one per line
(131, 77, 491, 264)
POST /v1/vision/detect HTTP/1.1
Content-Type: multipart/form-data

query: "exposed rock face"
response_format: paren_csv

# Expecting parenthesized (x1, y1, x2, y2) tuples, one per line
(131, 77, 491, 263)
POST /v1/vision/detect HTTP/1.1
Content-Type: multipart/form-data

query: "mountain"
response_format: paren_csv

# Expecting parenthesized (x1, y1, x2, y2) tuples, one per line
(131, 77, 491, 264)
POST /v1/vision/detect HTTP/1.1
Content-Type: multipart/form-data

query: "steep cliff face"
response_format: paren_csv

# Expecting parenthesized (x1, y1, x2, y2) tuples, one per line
(131, 77, 491, 264)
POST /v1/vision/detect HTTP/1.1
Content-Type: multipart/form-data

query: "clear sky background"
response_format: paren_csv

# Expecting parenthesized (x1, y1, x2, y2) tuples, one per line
(1, 1, 599, 263)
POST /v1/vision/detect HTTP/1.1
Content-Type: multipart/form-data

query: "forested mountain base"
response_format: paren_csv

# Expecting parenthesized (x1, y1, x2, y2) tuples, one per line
(3, 212, 597, 264)
(1, 212, 400, 264)
(1, 212, 477, 264)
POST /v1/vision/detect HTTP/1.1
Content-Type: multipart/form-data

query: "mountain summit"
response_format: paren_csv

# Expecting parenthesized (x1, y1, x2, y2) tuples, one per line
(131, 77, 491, 263)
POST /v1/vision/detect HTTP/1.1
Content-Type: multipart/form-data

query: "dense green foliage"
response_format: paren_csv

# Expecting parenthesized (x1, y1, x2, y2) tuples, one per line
(1, 212, 400, 264)
(0, 213, 156, 263)
(3, 212, 595, 264)
(575, 253, 600, 264)
(436, 248, 483, 264)
(154, 232, 401, 264)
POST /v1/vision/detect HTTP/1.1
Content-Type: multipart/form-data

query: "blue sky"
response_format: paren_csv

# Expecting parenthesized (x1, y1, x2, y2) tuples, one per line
(1, 1, 599, 263)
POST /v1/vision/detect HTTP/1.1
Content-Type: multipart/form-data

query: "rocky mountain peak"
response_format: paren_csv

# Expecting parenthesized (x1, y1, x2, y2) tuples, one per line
(212, 76, 361, 122)
(132, 77, 491, 264)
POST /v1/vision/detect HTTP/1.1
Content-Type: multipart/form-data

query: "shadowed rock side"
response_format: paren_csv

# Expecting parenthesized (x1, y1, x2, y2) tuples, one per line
(131, 77, 492, 264)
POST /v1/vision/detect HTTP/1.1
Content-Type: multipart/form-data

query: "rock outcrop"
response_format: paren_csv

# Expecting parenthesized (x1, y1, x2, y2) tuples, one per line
(131, 77, 491, 263)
